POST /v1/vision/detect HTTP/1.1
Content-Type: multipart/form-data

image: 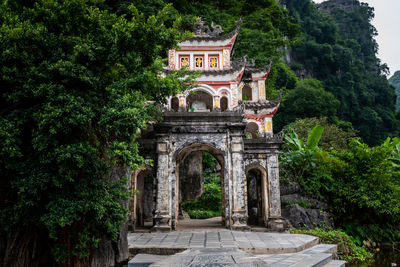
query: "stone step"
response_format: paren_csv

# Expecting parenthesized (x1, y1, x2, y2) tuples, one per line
(128, 230, 320, 256)
(302, 244, 338, 255)
(128, 254, 168, 267)
(322, 260, 346, 267)
(128, 241, 344, 267)
(290, 253, 332, 267)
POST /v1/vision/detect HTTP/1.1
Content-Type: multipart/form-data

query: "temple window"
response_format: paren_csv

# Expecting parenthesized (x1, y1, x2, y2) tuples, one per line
(242, 84, 252, 101)
(209, 56, 218, 69)
(220, 96, 228, 111)
(194, 56, 204, 69)
(245, 122, 259, 139)
(179, 56, 189, 69)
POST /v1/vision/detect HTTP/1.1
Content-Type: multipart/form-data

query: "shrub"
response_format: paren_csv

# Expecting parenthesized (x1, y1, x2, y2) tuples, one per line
(187, 210, 221, 219)
(291, 228, 373, 264)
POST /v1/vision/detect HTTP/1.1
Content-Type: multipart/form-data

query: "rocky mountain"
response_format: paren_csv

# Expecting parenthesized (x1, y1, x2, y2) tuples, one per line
(283, 0, 399, 145)
(389, 70, 400, 111)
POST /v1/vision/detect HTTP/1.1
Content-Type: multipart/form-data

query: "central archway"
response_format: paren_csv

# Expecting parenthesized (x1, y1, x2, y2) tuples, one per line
(174, 143, 227, 229)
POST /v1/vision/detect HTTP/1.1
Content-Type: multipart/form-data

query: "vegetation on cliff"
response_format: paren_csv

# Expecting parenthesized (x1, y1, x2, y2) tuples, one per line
(389, 70, 400, 111)
(282, 0, 398, 145)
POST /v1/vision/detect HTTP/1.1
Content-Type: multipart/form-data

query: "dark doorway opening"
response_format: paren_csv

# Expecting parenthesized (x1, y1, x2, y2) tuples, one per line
(247, 168, 264, 226)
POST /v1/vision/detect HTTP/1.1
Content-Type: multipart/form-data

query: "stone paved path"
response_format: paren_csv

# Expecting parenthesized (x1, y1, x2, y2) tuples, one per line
(128, 230, 319, 254)
(128, 244, 345, 267)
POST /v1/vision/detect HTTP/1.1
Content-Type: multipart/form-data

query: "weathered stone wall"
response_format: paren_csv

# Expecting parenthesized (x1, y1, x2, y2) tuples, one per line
(171, 131, 231, 229)
(137, 112, 284, 232)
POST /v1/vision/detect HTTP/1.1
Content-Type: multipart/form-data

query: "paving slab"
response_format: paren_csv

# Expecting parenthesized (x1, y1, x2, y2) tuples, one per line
(128, 230, 319, 256)
(130, 246, 343, 267)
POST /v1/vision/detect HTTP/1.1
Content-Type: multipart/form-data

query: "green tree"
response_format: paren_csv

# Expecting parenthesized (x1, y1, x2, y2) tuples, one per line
(275, 79, 340, 129)
(285, 117, 356, 150)
(0, 1, 192, 265)
(388, 70, 400, 111)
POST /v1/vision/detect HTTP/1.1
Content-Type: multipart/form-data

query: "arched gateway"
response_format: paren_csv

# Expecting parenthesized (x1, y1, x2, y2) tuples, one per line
(130, 20, 287, 232)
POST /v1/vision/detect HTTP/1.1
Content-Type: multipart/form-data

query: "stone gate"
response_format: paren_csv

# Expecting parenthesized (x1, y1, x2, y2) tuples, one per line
(130, 20, 287, 232)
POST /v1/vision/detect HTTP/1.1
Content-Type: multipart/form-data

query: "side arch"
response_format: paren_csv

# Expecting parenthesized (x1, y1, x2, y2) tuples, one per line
(185, 86, 215, 112)
(185, 84, 215, 97)
(245, 163, 269, 226)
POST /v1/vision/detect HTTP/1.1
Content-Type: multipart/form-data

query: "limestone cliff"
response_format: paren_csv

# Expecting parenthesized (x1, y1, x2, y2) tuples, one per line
(316, 0, 360, 13)
(389, 70, 400, 111)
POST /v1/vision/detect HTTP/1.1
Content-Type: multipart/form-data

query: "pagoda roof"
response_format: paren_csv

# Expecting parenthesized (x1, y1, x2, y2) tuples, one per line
(242, 60, 272, 81)
(178, 20, 242, 48)
(241, 91, 282, 112)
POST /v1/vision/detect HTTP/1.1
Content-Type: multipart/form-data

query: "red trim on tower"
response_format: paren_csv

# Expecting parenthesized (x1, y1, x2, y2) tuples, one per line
(196, 81, 233, 85)
(243, 105, 280, 118)
(245, 114, 271, 118)
(179, 46, 231, 50)
(251, 70, 271, 81)
(234, 69, 245, 83)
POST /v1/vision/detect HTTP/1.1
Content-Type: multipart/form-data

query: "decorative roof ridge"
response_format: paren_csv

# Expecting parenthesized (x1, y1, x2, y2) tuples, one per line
(186, 19, 242, 42)
(244, 59, 273, 73)
(239, 90, 282, 110)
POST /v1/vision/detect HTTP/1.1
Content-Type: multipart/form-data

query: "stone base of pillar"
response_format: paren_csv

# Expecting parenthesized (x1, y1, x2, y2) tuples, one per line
(267, 217, 289, 232)
(151, 211, 171, 232)
(178, 106, 186, 112)
(231, 211, 250, 231)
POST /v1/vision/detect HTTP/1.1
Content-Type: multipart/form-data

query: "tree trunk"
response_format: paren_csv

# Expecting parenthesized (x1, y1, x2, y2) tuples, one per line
(1, 166, 131, 267)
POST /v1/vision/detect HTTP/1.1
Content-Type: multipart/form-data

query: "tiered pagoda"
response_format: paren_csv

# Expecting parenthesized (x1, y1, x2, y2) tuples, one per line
(166, 20, 280, 138)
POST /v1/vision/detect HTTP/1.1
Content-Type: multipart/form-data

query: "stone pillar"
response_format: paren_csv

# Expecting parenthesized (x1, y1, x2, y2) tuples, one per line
(168, 49, 175, 69)
(258, 80, 266, 101)
(128, 169, 139, 231)
(223, 49, 230, 69)
(265, 117, 273, 137)
(178, 94, 186, 112)
(267, 153, 288, 231)
(152, 138, 171, 232)
(231, 83, 239, 107)
(213, 94, 221, 111)
(231, 135, 249, 230)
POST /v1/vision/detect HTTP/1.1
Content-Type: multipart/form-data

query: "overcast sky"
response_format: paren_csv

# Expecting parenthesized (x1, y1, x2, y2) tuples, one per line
(312, 0, 400, 76)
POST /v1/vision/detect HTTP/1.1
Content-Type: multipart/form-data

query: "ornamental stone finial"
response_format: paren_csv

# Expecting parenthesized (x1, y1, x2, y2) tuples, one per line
(193, 18, 224, 37)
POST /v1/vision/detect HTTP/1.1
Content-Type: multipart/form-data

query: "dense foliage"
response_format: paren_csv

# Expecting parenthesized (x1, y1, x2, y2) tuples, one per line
(284, 117, 356, 151)
(275, 79, 340, 128)
(281, 126, 400, 245)
(389, 70, 400, 111)
(0, 0, 192, 264)
(131, 0, 300, 65)
(291, 228, 373, 264)
(283, 0, 399, 145)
